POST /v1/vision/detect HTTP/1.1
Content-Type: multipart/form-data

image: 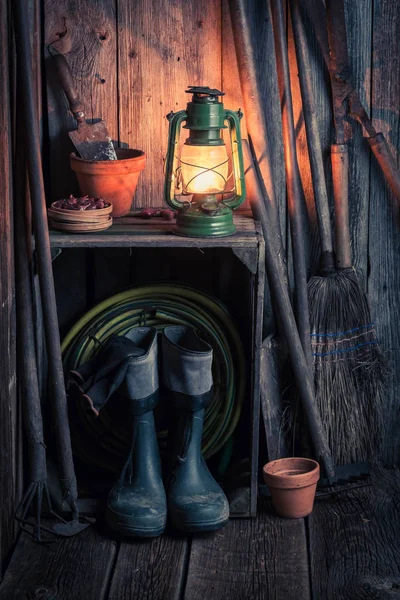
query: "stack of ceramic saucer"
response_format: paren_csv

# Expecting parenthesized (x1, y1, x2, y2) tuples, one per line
(48, 195, 113, 233)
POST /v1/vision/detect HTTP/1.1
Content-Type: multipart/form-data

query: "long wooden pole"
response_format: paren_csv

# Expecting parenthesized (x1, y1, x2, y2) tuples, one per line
(13, 0, 78, 513)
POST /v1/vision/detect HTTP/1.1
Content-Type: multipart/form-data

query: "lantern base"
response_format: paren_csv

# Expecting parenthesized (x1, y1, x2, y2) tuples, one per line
(174, 202, 236, 237)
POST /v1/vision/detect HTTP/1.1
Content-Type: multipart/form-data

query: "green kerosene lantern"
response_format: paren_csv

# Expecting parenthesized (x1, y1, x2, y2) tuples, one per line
(164, 86, 246, 237)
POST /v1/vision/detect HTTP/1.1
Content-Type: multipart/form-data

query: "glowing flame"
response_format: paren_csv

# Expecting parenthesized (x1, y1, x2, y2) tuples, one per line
(180, 143, 228, 194)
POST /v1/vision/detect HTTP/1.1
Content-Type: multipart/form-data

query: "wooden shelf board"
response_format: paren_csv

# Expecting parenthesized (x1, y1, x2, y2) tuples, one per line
(47, 214, 260, 248)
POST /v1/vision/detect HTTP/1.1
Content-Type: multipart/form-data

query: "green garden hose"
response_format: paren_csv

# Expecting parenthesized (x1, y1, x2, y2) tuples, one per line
(62, 284, 246, 470)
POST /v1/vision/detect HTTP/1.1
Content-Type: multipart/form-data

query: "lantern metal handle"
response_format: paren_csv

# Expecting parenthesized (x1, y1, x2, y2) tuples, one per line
(164, 110, 188, 210)
(222, 109, 246, 209)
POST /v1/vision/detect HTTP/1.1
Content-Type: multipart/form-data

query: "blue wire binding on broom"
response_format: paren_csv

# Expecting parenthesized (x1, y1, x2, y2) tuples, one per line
(312, 339, 378, 357)
(310, 323, 375, 338)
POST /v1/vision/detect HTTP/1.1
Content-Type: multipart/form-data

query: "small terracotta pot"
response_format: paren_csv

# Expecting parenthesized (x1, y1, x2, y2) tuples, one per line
(70, 148, 146, 217)
(263, 457, 320, 518)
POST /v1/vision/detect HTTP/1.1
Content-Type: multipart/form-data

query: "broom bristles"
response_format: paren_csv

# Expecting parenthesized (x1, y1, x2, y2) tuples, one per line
(308, 268, 388, 465)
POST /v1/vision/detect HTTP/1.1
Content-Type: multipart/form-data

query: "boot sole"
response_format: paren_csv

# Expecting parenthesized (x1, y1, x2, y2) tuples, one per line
(170, 516, 229, 534)
(105, 515, 166, 538)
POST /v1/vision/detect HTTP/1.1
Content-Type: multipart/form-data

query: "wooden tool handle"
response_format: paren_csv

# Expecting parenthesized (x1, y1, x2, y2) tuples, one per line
(290, 0, 334, 271)
(52, 54, 85, 122)
(271, 0, 312, 367)
(243, 140, 335, 481)
(331, 144, 352, 268)
(368, 133, 400, 203)
(227, 0, 285, 256)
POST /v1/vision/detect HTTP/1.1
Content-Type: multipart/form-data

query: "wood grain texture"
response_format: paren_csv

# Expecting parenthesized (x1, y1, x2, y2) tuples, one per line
(118, 0, 222, 208)
(44, 0, 118, 202)
(108, 535, 188, 600)
(308, 468, 400, 599)
(368, 0, 400, 466)
(0, 525, 116, 599)
(184, 506, 311, 600)
(0, 0, 17, 577)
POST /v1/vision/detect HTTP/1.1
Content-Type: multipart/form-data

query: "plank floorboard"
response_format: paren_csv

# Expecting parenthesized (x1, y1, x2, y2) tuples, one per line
(308, 468, 400, 599)
(0, 525, 116, 600)
(183, 502, 311, 600)
(108, 534, 188, 600)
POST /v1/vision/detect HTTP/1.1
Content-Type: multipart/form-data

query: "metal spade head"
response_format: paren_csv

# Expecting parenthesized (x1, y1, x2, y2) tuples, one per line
(70, 120, 118, 161)
(51, 53, 118, 161)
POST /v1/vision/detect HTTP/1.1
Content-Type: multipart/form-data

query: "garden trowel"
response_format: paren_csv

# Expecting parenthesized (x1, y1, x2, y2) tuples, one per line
(52, 53, 117, 161)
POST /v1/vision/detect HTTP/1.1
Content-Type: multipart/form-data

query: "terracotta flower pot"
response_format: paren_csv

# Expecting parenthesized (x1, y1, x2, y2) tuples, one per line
(70, 148, 146, 217)
(263, 457, 320, 518)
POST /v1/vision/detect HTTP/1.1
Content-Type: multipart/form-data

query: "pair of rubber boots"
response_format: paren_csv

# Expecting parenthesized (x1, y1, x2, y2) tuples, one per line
(99, 325, 229, 537)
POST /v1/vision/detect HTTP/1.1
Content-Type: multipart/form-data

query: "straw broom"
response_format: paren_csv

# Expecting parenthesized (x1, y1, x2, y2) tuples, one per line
(291, 0, 387, 464)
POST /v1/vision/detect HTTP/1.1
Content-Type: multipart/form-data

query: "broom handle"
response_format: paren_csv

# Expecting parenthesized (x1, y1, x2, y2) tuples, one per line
(270, 0, 312, 365)
(290, 0, 335, 271)
(227, 0, 285, 258)
(331, 144, 352, 269)
(13, 0, 78, 507)
(243, 141, 335, 481)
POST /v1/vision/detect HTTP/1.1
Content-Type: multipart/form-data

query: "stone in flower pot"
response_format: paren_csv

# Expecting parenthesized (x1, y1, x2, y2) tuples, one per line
(263, 457, 320, 518)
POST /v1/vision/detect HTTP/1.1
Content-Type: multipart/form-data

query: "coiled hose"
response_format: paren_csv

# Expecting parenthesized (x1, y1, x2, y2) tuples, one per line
(62, 284, 246, 470)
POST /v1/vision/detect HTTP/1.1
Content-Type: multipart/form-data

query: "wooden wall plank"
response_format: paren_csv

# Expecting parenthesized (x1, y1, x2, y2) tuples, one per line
(0, 0, 17, 577)
(308, 469, 400, 598)
(108, 536, 188, 600)
(117, 0, 222, 208)
(0, 525, 117, 599)
(368, 0, 400, 465)
(44, 0, 118, 202)
(184, 506, 311, 600)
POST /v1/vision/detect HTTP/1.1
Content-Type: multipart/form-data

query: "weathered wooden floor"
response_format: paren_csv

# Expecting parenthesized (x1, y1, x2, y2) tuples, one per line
(1, 468, 399, 600)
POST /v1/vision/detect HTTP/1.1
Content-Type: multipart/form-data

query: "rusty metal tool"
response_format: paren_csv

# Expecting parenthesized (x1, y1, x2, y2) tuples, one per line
(51, 52, 117, 161)
(13, 0, 90, 537)
(302, 0, 400, 203)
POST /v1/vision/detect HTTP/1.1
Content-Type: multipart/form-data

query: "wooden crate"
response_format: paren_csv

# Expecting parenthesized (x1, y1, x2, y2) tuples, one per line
(40, 213, 265, 517)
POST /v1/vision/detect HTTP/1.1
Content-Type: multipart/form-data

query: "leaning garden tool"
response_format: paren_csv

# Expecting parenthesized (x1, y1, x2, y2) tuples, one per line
(290, 0, 384, 466)
(51, 52, 117, 161)
(270, 0, 312, 367)
(307, 0, 387, 464)
(227, 0, 285, 261)
(228, 0, 289, 459)
(303, 0, 400, 204)
(13, 125, 71, 541)
(289, 0, 335, 277)
(13, 0, 88, 536)
(244, 138, 369, 486)
(230, 0, 370, 485)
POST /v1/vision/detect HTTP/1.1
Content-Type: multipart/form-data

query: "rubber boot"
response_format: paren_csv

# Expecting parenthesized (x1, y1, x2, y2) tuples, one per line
(69, 333, 146, 416)
(162, 326, 229, 533)
(104, 327, 167, 537)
